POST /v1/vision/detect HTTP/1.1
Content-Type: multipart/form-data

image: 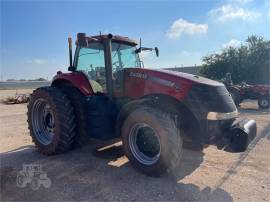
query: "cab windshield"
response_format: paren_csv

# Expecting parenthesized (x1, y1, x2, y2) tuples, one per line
(76, 41, 140, 93)
(76, 42, 140, 74)
(111, 42, 141, 71)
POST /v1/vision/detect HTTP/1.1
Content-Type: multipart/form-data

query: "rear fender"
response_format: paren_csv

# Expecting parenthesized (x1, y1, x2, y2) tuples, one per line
(52, 72, 94, 95)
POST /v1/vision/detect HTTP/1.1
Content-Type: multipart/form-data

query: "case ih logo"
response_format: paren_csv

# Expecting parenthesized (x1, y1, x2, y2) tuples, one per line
(129, 71, 180, 91)
(129, 72, 148, 79)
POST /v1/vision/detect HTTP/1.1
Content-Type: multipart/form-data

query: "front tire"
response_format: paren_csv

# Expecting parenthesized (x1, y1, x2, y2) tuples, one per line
(27, 87, 76, 155)
(121, 106, 182, 177)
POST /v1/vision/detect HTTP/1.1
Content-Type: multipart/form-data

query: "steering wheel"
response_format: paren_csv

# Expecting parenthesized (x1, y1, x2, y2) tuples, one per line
(112, 61, 122, 79)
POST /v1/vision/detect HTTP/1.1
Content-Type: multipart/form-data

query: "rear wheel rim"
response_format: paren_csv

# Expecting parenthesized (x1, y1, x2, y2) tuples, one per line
(31, 98, 55, 145)
(129, 123, 161, 165)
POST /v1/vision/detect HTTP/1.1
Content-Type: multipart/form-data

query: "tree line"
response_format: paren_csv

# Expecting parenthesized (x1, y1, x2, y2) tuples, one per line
(199, 35, 270, 84)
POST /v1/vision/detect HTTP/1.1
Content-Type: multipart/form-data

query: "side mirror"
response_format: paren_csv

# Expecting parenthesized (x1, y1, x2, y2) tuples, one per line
(154, 47, 159, 57)
(135, 48, 141, 54)
(135, 47, 159, 57)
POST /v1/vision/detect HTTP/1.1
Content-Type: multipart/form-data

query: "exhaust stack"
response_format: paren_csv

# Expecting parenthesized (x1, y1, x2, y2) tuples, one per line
(68, 37, 73, 69)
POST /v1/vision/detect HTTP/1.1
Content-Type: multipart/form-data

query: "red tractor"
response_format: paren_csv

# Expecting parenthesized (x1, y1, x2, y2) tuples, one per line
(228, 83, 270, 108)
(27, 33, 257, 177)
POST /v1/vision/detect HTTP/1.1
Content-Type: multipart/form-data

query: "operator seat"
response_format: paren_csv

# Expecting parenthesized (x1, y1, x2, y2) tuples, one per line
(86, 70, 105, 93)
(89, 80, 103, 93)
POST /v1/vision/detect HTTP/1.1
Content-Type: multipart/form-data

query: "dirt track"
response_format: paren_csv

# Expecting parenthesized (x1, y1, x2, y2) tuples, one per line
(1, 89, 270, 201)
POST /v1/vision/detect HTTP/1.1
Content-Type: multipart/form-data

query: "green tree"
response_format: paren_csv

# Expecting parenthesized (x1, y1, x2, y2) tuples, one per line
(199, 35, 270, 84)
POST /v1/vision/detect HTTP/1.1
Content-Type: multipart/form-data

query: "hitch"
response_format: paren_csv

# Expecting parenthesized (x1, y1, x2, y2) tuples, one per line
(220, 119, 257, 152)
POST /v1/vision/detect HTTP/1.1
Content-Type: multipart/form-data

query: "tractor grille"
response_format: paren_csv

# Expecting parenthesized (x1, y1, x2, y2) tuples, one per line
(186, 84, 236, 113)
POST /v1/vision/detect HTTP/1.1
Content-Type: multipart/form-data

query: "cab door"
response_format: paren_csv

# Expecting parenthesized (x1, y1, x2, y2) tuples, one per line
(75, 43, 107, 93)
(111, 42, 141, 97)
(111, 43, 125, 96)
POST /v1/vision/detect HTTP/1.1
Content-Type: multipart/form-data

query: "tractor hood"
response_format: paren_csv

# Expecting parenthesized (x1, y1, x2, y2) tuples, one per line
(125, 68, 225, 93)
(133, 68, 224, 88)
(124, 68, 228, 102)
(154, 69, 223, 87)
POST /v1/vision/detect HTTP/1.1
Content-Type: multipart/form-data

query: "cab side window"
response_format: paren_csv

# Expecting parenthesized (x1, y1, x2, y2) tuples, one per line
(76, 43, 106, 93)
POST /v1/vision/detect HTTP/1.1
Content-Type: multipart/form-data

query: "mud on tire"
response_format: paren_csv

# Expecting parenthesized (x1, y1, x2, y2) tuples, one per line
(27, 87, 76, 155)
(121, 106, 183, 177)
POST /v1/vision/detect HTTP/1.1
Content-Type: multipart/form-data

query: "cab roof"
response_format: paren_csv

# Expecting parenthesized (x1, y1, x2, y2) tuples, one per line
(76, 34, 138, 46)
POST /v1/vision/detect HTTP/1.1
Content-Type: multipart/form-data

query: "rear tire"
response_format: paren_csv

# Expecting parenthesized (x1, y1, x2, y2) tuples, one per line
(59, 86, 90, 147)
(121, 106, 182, 177)
(258, 96, 269, 109)
(27, 87, 76, 155)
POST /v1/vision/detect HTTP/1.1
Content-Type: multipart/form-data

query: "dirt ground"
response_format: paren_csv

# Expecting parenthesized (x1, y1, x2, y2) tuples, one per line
(1, 89, 270, 202)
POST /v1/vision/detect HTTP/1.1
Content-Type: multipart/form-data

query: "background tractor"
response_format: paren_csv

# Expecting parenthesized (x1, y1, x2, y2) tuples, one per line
(27, 33, 257, 177)
(228, 83, 270, 108)
(223, 73, 270, 108)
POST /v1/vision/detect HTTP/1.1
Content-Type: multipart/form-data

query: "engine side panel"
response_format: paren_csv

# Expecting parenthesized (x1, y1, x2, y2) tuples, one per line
(52, 72, 94, 95)
(124, 68, 193, 100)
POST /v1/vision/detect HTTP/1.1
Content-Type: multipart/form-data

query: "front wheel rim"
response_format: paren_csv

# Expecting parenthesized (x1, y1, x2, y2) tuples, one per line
(129, 123, 161, 166)
(31, 98, 55, 145)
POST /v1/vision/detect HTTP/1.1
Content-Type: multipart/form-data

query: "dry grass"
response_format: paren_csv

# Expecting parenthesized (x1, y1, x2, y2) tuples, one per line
(1, 93, 30, 104)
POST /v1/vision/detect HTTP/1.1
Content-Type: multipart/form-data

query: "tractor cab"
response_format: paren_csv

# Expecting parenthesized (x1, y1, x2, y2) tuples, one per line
(68, 33, 158, 97)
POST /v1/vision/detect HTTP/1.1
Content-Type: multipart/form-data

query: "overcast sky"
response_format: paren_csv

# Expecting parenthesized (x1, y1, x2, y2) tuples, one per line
(1, 0, 270, 80)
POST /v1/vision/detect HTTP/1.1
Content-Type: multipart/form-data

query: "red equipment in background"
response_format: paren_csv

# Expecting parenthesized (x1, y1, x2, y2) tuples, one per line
(228, 83, 270, 108)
